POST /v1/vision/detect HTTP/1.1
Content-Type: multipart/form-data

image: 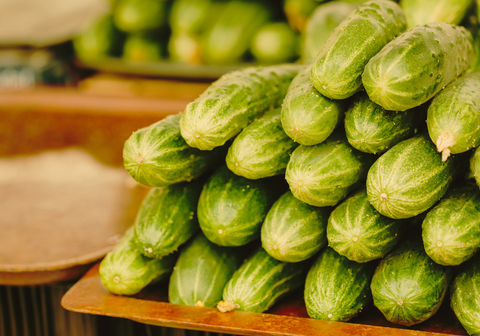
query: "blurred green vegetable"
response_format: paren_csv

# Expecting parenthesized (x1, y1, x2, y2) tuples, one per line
(284, 0, 322, 32)
(400, 0, 473, 28)
(114, 0, 169, 33)
(168, 32, 202, 63)
(169, 0, 213, 35)
(123, 32, 165, 62)
(251, 22, 299, 64)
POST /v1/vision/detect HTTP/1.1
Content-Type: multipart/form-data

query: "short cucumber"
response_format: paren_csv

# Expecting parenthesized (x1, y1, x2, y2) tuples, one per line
(400, 0, 472, 28)
(261, 191, 330, 263)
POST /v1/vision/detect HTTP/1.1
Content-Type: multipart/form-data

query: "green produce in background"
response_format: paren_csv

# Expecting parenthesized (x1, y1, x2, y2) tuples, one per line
(226, 108, 299, 180)
(427, 72, 480, 161)
(180, 64, 300, 151)
(450, 256, 480, 336)
(344, 92, 425, 154)
(168, 233, 244, 308)
(311, 0, 406, 100)
(99, 228, 177, 296)
(302, 1, 356, 62)
(114, 0, 169, 33)
(251, 22, 299, 64)
(286, 131, 375, 207)
(284, 0, 320, 32)
(327, 190, 405, 263)
(422, 183, 480, 266)
(470, 34, 480, 73)
(123, 32, 164, 62)
(471, 147, 480, 187)
(281, 64, 349, 146)
(168, 32, 202, 64)
(123, 114, 225, 187)
(371, 238, 452, 326)
(133, 181, 202, 259)
(169, 0, 213, 35)
(261, 191, 330, 263)
(400, 0, 473, 28)
(304, 248, 375, 321)
(363, 22, 474, 111)
(219, 248, 307, 313)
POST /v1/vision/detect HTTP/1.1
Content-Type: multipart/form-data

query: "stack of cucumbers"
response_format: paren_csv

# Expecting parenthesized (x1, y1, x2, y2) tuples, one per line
(99, 0, 480, 334)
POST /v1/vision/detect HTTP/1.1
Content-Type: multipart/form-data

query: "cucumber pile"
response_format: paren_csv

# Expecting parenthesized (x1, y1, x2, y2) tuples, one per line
(100, 0, 480, 333)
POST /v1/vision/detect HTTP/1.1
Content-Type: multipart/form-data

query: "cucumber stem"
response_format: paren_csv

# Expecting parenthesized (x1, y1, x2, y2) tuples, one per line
(436, 132, 456, 162)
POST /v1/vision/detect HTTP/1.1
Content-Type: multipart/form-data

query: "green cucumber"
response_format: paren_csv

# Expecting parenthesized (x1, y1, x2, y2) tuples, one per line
(422, 183, 480, 266)
(123, 114, 224, 187)
(261, 191, 329, 263)
(113, 0, 168, 33)
(310, 0, 406, 100)
(133, 181, 202, 259)
(400, 0, 472, 28)
(180, 64, 301, 151)
(219, 247, 307, 313)
(226, 108, 299, 180)
(169, 0, 213, 35)
(327, 189, 405, 263)
(281, 65, 349, 146)
(122, 32, 164, 62)
(197, 166, 276, 246)
(251, 22, 299, 65)
(427, 71, 480, 161)
(99, 228, 177, 296)
(285, 131, 375, 207)
(471, 147, 480, 187)
(304, 247, 375, 322)
(371, 238, 452, 326)
(344, 92, 425, 154)
(168, 233, 244, 308)
(366, 133, 464, 219)
(363, 22, 474, 111)
(450, 256, 480, 336)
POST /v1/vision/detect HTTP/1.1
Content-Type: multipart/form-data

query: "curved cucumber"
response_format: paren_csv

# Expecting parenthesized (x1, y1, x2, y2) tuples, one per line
(304, 248, 375, 322)
(226, 108, 298, 180)
(168, 233, 244, 307)
(427, 71, 480, 161)
(363, 22, 474, 111)
(400, 0, 472, 28)
(310, 0, 406, 100)
(281, 65, 349, 146)
(99, 228, 177, 296)
(180, 64, 300, 151)
(261, 191, 329, 263)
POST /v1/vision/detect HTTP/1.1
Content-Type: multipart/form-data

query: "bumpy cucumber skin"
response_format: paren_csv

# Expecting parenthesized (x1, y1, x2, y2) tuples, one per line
(226, 108, 298, 180)
(310, 0, 406, 100)
(123, 114, 224, 187)
(363, 22, 474, 111)
(197, 166, 275, 246)
(261, 191, 329, 263)
(367, 133, 463, 219)
(281, 65, 349, 146)
(427, 72, 480, 159)
(327, 190, 404, 263)
(180, 64, 301, 151)
(99, 228, 177, 296)
(471, 147, 480, 187)
(400, 0, 472, 28)
(133, 181, 202, 259)
(422, 183, 480, 266)
(168, 233, 244, 307)
(286, 132, 375, 207)
(371, 239, 452, 326)
(304, 248, 376, 322)
(222, 248, 307, 313)
(345, 92, 424, 154)
(451, 256, 480, 336)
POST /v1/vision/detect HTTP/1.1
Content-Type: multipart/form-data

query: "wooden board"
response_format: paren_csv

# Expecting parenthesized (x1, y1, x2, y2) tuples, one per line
(62, 264, 467, 336)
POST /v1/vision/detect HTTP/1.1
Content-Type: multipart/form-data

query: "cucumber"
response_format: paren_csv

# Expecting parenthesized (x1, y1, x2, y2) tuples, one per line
(99, 228, 177, 296)
(122, 32, 164, 62)
(471, 147, 480, 187)
(363, 22, 474, 111)
(366, 133, 464, 219)
(422, 183, 480, 266)
(168, 233, 244, 308)
(261, 191, 329, 263)
(113, 0, 168, 33)
(450, 256, 480, 336)
(400, 0, 473, 28)
(427, 71, 480, 161)
(281, 65, 349, 146)
(218, 247, 307, 313)
(327, 189, 405, 263)
(123, 114, 224, 187)
(371, 238, 452, 326)
(302, 2, 356, 62)
(251, 22, 299, 65)
(169, 0, 213, 35)
(344, 92, 425, 154)
(133, 181, 202, 259)
(226, 108, 299, 180)
(310, 0, 406, 100)
(285, 131, 375, 207)
(180, 64, 301, 151)
(197, 166, 276, 246)
(304, 247, 375, 322)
